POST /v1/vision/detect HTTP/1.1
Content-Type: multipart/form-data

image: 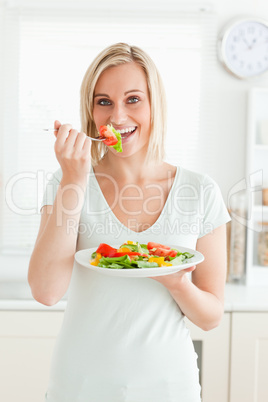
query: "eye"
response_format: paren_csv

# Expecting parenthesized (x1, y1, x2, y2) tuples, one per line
(127, 96, 140, 104)
(97, 99, 112, 106)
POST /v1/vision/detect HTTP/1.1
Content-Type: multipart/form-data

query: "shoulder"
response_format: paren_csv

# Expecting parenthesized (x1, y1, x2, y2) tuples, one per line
(173, 167, 224, 204)
(176, 166, 216, 187)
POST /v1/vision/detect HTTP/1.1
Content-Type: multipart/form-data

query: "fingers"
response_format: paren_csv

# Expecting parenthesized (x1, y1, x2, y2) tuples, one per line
(149, 265, 197, 281)
(82, 136, 92, 154)
(53, 122, 91, 159)
(62, 130, 91, 156)
(52, 121, 91, 184)
(63, 129, 80, 148)
(73, 131, 89, 150)
(183, 265, 196, 273)
(55, 123, 73, 148)
(54, 120, 61, 137)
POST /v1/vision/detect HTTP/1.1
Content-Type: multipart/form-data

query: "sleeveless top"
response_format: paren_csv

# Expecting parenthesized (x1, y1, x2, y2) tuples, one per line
(43, 166, 230, 402)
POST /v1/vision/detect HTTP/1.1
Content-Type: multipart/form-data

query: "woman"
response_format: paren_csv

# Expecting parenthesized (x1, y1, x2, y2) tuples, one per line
(28, 43, 230, 402)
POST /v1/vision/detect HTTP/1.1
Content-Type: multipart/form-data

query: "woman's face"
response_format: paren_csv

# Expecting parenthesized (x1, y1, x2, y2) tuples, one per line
(93, 62, 151, 158)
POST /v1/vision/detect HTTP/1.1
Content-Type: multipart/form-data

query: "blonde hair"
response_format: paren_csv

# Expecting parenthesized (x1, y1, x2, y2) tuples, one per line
(80, 42, 167, 166)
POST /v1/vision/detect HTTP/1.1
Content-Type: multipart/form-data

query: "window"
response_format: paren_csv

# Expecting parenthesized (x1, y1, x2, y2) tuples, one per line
(0, 2, 217, 278)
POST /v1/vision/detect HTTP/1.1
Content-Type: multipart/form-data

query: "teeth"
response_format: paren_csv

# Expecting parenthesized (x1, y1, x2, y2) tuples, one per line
(117, 127, 136, 134)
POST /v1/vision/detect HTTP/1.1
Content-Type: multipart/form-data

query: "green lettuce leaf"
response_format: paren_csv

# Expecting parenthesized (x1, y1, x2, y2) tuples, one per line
(183, 252, 194, 259)
(118, 242, 144, 254)
(110, 126, 122, 153)
(98, 255, 135, 269)
(98, 263, 123, 269)
(136, 261, 159, 268)
(170, 255, 186, 265)
(170, 252, 194, 266)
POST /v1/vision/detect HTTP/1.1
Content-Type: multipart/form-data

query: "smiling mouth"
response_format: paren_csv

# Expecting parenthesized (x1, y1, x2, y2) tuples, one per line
(119, 127, 137, 139)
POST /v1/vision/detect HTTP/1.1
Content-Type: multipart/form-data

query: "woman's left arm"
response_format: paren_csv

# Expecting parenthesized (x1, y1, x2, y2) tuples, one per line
(150, 224, 227, 331)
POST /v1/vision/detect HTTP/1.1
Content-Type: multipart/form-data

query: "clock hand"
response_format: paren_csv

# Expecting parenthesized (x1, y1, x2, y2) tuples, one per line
(247, 39, 268, 50)
(243, 38, 251, 49)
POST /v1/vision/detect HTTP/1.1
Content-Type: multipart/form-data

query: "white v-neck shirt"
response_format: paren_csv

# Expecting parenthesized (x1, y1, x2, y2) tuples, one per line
(42, 166, 230, 402)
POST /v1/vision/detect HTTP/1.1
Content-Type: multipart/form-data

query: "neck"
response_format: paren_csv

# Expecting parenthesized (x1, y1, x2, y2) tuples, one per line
(99, 149, 161, 182)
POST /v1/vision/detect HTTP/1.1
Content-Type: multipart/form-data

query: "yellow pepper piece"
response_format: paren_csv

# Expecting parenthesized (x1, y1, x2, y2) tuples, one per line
(117, 247, 131, 253)
(148, 256, 172, 267)
(127, 241, 135, 244)
(90, 253, 102, 266)
(161, 262, 173, 267)
(148, 256, 165, 266)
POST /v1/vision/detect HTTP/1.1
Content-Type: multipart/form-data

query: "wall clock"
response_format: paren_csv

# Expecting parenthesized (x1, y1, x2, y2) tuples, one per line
(218, 17, 268, 79)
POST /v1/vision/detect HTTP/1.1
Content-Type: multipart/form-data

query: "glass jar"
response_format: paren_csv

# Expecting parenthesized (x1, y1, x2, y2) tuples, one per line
(258, 222, 268, 266)
(228, 191, 247, 282)
(263, 188, 268, 206)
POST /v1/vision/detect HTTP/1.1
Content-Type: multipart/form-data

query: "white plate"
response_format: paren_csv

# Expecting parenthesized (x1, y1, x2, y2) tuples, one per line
(74, 245, 204, 278)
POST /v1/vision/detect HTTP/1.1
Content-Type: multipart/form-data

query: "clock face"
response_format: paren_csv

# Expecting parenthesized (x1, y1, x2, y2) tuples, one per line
(220, 19, 268, 78)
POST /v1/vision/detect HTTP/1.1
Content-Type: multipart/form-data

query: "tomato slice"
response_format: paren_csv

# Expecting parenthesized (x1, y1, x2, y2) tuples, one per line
(149, 248, 176, 257)
(108, 251, 146, 258)
(103, 137, 118, 146)
(99, 125, 118, 146)
(147, 242, 171, 250)
(147, 242, 177, 258)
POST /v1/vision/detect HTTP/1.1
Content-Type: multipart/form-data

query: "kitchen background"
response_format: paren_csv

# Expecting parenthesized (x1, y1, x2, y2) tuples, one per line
(1, 0, 268, 401)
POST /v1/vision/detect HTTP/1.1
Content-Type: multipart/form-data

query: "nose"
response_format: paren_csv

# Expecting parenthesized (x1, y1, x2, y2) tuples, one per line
(110, 103, 127, 126)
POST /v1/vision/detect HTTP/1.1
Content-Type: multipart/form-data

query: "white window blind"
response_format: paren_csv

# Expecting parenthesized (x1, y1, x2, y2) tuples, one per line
(0, 2, 217, 277)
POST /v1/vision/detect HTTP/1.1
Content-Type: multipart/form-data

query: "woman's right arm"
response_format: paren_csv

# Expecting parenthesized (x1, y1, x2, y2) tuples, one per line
(28, 121, 91, 306)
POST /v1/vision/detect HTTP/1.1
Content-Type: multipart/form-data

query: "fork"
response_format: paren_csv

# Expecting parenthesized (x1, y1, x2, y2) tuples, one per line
(43, 128, 105, 141)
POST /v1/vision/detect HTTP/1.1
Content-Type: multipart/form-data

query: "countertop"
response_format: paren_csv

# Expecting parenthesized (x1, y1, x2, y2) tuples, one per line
(224, 283, 268, 312)
(1, 281, 268, 312)
(0, 280, 67, 311)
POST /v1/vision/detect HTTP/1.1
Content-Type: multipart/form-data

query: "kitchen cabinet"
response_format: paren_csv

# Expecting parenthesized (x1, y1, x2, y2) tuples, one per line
(1, 310, 231, 402)
(0, 311, 64, 402)
(246, 88, 268, 286)
(1, 309, 268, 402)
(187, 310, 268, 402)
(185, 314, 231, 402)
(229, 312, 268, 402)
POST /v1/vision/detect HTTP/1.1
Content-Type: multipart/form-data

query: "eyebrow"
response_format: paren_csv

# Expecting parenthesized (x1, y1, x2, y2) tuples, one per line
(94, 89, 144, 98)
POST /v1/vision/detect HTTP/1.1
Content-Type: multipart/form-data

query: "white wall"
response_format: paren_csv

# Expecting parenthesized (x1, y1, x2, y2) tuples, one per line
(206, 0, 268, 200)
(4, 0, 268, 202)
(1, 0, 268, 281)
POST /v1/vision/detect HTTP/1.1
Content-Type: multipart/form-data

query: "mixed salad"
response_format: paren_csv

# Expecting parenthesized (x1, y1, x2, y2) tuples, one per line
(90, 241, 194, 269)
(99, 124, 122, 152)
